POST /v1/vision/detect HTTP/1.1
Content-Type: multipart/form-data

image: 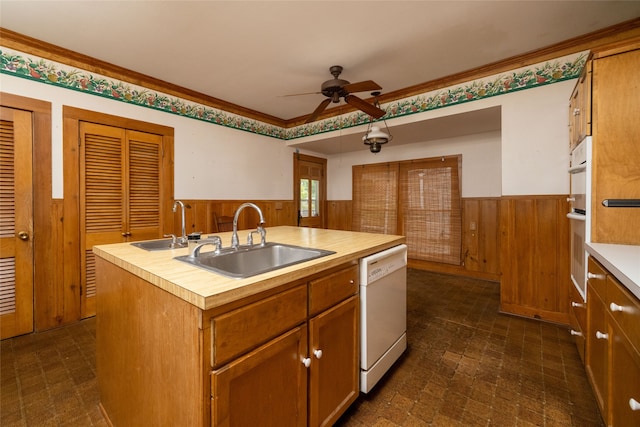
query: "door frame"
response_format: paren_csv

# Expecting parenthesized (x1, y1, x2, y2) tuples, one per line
(63, 106, 175, 319)
(293, 153, 327, 228)
(0, 93, 52, 334)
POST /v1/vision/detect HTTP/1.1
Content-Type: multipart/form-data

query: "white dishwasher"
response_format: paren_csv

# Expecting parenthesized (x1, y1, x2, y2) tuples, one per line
(360, 244, 407, 393)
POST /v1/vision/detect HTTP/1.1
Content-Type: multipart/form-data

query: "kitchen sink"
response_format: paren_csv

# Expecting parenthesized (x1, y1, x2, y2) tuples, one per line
(174, 242, 335, 278)
(131, 239, 187, 251)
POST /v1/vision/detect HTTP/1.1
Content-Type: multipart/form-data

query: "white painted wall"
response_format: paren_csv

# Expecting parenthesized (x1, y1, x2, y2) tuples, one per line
(325, 130, 502, 200)
(1, 74, 295, 200)
(1, 73, 575, 201)
(323, 80, 575, 199)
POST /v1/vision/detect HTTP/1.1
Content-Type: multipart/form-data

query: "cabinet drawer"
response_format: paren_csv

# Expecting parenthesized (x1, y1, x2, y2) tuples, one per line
(587, 257, 607, 300)
(569, 283, 587, 363)
(309, 265, 358, 316)
(211, 285, 307, 367)
(607, 276, 640, 353)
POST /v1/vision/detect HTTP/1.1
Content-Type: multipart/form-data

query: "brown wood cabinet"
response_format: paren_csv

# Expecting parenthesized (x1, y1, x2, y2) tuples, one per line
(589, 43, 640, 245)
(211, 264, 359, 427)
(97, 254, 360, 427)
(585, 256, 640, 426)
(568, 60, 592, 150)
(569, 282, 587, 363)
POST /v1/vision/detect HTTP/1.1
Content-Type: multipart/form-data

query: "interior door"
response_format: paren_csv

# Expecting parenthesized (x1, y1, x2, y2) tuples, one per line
(0, 107, 34, 339)
(79, 122, 164, 318)
(294, 154, 326, 228)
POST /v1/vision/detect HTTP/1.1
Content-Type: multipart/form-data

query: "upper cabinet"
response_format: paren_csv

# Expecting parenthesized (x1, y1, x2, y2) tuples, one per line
(572, 41, 640, 245)
(568, 60, 592, 150)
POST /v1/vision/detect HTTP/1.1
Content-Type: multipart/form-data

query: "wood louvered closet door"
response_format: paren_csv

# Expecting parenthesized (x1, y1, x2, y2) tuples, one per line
(80, 122, 163, 318)
(0, 107, 34, 339)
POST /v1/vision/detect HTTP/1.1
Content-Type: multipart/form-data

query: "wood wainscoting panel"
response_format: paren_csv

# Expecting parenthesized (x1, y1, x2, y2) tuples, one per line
(500, 195, 571, 324)
(327, 201, 353, 231)
(170, 200, 297, 237)
(462, 198, 501, 276)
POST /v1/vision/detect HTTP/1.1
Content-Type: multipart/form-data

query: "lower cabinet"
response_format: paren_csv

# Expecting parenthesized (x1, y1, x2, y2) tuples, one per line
(585, 256, 640, 426)
(569, 282, 587, 363)
(212, 325, 309, 426)
(585, 261, 609, 417)
(211, 263, 360, 427)
(309, 296, 359, 427)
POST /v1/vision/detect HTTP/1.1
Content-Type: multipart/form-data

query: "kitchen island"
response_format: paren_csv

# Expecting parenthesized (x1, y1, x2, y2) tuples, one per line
(93, 226, 404, 427)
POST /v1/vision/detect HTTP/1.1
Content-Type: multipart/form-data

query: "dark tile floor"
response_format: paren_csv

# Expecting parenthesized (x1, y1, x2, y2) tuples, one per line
(1, 270, 603, 426)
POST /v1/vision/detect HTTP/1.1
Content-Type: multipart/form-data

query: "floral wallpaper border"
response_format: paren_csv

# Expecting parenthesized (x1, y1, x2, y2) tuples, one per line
(0, 46, 587, 141)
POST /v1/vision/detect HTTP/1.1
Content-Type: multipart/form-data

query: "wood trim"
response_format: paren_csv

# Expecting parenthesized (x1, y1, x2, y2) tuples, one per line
(0, 93, 61, 331)
(3, 18, 639, 126)
(63, 106, 175, 321)
(293, 153, 327, 229)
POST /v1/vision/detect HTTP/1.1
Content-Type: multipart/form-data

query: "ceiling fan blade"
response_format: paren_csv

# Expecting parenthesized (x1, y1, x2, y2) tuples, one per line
(278, 91, 322, 97)
(305, 98, 332, 123)
(343, 80, 382, 94)
(344, 94, 385, 119)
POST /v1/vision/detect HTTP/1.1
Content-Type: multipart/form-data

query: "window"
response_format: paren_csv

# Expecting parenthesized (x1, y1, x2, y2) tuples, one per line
(352, 155, 462, 265)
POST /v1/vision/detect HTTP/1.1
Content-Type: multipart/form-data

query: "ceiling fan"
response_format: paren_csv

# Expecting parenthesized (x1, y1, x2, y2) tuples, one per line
(289, 65, 386, 123)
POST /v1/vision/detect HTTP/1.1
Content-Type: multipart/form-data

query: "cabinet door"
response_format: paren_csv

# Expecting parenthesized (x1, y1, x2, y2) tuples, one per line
(309, 296, 359, 427)
(591, 48, 640, 244)
(610, 327, 640, 427)
(586, 285, 608, 418)
(212, 325, 308, 427)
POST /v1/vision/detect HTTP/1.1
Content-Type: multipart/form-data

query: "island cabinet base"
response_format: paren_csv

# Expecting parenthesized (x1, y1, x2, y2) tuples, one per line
(96, 255, 361, 427)
(96, 257, 208, 427)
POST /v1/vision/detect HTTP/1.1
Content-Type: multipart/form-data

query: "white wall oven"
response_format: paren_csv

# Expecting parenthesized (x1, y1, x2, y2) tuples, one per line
(567, 137, 591, 300)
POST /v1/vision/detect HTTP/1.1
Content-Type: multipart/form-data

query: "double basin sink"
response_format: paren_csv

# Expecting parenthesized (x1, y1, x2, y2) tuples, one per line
(132, 239, 335, 279)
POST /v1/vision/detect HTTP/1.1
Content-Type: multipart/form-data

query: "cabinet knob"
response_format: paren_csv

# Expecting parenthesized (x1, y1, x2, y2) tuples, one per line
(587, 272, 605, 280)
(570, 329, 583, 337)
(567, 197, 575, 202)
(349, 280, 354, 284)
(630, 398, 640, 411)
(609, 302, 625, 313)
(121, 231, 132, 237)
(571, 302, 584, 308)
(595, 331, 609, 340)
(302, 357, 311, 368)
(313, 349, 323, 359)
(18, 231, 29, 241)
(573, 108, 580, 116)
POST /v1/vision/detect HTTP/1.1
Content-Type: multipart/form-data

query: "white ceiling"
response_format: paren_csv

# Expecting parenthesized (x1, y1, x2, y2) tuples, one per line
(2, 1, 639, 123)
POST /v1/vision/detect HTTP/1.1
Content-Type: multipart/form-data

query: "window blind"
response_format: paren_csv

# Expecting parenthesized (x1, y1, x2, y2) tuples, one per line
(352, 156, 462, 265)
(352, 163, 398, 235)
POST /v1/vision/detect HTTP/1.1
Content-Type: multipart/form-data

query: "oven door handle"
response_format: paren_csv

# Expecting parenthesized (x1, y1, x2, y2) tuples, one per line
(568, 164, 586, 174)
(566, 212, 586, 221)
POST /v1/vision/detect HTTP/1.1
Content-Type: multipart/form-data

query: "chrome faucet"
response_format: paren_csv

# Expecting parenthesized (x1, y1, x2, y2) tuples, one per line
(173, 200, 189, 245)
(231, 202, 266, 249)
(188, 236, 222, 259)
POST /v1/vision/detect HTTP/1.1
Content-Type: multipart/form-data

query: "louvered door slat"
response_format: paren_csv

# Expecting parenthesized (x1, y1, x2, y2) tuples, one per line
(128, 134, 161, 234)
(0, 121, 16, 238)
(84, 132, 124, 233)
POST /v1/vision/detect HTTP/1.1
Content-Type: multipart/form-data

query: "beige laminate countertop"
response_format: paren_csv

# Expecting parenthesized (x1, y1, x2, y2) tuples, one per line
(93, 226, 405, 311)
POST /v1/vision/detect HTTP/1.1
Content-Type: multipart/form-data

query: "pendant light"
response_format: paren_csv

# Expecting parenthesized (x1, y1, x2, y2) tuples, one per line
(362, 92, 392, 153)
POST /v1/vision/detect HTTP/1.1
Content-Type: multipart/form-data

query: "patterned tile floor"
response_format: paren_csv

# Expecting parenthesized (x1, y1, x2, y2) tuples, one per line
(1, 270, 604, 426)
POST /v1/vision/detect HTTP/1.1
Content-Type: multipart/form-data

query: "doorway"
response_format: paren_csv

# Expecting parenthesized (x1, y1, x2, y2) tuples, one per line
(0, 93, 52, 338)
(293, 153, 326, 228)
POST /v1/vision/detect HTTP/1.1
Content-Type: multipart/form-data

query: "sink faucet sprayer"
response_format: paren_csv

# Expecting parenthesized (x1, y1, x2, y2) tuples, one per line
(231, 202, 266, 249)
